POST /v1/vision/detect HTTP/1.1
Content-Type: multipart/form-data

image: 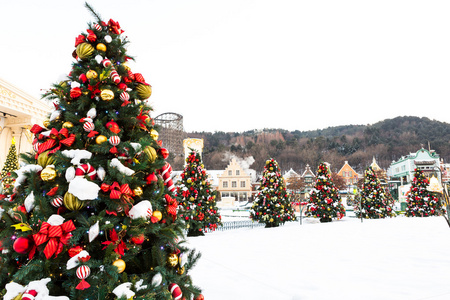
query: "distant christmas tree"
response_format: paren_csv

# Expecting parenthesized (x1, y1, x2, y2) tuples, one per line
(305, 162, 345, 222)
(250, 158, 296, 227)
(354, 166, 395, 218)
(405, 168, 444, 217)
(176, 150, 222, 236)
(1, 137, 19, 196)
(0, 5, 204, 300)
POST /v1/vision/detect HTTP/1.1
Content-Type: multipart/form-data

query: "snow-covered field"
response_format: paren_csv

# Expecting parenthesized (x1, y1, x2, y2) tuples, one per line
(187, 215, 450, 300)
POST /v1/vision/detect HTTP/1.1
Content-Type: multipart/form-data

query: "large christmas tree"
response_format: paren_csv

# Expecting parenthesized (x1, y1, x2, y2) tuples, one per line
(0, 6, 203, 300)
(405, 168, 444, 217)
(305, 162, 345, 222)
(354, 166, 395, 219)
(249, 158, 296, 228)
(1, 137, 19, 197)
(176, 150, 222, 236)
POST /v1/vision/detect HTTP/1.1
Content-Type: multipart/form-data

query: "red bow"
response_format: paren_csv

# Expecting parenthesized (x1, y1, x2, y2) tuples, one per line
(165, 194, 178, 220)
(75, 34, 86, 47)
(108, 19, 124, 34)
(33, 220, 76, 259)
(35, 128, 76, 158)
(102, 229, 127, 256)
(101, 182, 133, 200)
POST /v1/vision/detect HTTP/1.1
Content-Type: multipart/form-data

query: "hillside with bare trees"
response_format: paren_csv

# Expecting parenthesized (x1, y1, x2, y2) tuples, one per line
(173, 116, 450, 174)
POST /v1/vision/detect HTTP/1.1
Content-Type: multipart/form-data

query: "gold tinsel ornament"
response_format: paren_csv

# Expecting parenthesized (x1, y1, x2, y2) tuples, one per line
(76, 42, 95, 60)
(135, 84, 152, 100)
(150, 129, 159, 141)
(167, 253, 178, 267)
(100, 89, 114, 101)
(63, 192, 84, 210)
(143, 146, 157, 163)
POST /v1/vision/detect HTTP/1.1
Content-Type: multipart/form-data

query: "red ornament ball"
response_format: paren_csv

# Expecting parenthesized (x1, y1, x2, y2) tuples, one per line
(169, 283, 182, 300)
(194, 294, 205, 300)
(130, 234, 145, 245)
(13, 236, 32, 254)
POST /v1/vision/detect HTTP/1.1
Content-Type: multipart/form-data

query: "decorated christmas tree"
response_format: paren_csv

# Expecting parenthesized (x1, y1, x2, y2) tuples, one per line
(0, 137, 20, 197)
(354, 166, 395, 219)
(305, 162, 345, 222)
(175, 150, 222, 236)
(0, 5, 204, 300)
(405, 168, 444, 217)
(249, 158, 296, 228)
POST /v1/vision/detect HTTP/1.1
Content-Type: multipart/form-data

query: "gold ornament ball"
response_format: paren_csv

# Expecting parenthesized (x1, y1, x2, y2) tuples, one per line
(63, 192, 84, 211)
(152, 210, 162, 221)
(62, 121, 74, 129)
(112, 259, 126, 273)
(167, 253, 178, 267)
(37, 150, 55, 167)
(144, 146, 157, 163)
(150, 129, 159, 141)
(135, 83, 152, 100)
(96, 135, 108, 144)
(100, 89, 114, 101)
(96, 43, 107, 52)
(86, 70, 98, 79)
(76, 42, 95, 60)
(177, 266, 185, 275)
(43, 119, 50, 128)
(41, 165, 57, 181)
(133, 187, 143, 197)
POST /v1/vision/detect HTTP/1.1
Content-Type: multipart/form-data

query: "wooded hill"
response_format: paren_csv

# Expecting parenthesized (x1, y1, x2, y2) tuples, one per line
(174, 116, 450, 175)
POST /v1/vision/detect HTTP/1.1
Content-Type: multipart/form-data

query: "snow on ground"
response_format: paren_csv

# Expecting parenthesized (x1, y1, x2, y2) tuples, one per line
(187, 215, 450, 300)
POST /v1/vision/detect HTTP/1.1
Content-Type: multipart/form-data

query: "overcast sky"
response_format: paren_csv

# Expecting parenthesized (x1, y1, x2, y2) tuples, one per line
(2, 0, 450, 133)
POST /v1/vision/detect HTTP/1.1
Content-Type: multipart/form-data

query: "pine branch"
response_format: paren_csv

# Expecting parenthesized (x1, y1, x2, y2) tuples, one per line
(84, 2, 103, 23)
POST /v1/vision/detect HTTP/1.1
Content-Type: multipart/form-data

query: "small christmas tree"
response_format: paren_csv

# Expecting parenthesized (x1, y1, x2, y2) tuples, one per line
(305, 162, 345, 222)
(354, 166, 395, 219)
(176, 150, 222, 236)
(250, 158, 296, 228)
(1, 137, 19, 196)
(0, 5, 203, 300)
(405, 168, 444, 217)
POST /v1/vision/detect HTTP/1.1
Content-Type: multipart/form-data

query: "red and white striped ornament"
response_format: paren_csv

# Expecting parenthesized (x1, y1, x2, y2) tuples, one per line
(83, 121, 95, 132)
(102, 59, 112, 68)
(168, 283, 182, 300)
(119, 91, 130, 102)
(76, 265, 90, 279)
(33, 141, 41, 152)
(93, 23, 102, 31)
(110, 70, 121, 84)
(109, 136, 121, 146)
(21, 289, 38, 300)
(51, 196, 64, 207)
(159, 162, 175, 192)
(75, 163, 97, 180)
(76, 265, 91, 290)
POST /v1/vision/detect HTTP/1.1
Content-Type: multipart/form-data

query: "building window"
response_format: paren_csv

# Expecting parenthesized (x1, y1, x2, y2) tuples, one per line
(348, 171, 352, 177)
(223, 181, 228, 188)
(240, 181, 246, 188)
(232, 181, 237, 188)
(236, 170, 240, 176)
(228, 170, 232, 176)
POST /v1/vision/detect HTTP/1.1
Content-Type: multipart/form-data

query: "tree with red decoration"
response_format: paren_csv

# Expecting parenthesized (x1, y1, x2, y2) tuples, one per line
(250, 158, 296, 227)
(0, 138, 19, 198)
(0, 5, 203, 300)
(176, 150, 222, 236)
(305, 162, 346, 222)
(405, 168, 444, 217)
(354, 166, 396, 219)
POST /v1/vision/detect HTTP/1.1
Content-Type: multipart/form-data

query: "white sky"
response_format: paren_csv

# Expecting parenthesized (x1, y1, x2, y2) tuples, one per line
(2, 0, 450, 132)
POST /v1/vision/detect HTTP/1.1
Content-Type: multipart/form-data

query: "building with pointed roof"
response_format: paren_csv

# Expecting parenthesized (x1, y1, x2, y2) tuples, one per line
(337, 161, 359, 186)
